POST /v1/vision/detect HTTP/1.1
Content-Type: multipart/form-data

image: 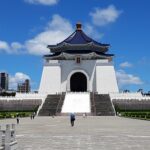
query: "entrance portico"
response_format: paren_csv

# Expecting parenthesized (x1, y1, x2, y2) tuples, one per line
(67, 70, 90, 92)
(70, 72, 87, 92)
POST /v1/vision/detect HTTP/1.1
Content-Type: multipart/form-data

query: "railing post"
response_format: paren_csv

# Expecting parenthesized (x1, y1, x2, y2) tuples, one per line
(0, 125, 2, 147)
(11, 124, 16, 142)
(91, 92, 96, 116)
(5, 124, 11, 150)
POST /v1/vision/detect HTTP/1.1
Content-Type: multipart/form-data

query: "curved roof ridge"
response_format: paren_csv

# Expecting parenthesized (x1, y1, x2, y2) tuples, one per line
(57, 31, 76, 45)
(80, 30, 92, 43)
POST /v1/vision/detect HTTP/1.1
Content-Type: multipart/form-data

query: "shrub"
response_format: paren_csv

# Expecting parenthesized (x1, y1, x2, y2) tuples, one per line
(0, 111, 33, 119)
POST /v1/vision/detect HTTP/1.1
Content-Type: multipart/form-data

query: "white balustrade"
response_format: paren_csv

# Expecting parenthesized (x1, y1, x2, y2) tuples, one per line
(0, 124, 17, 150)
(109, 92, 150, 101)
(0, 93, 46, 101)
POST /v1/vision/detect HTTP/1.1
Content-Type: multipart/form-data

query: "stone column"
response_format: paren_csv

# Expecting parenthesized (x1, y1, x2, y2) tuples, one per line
(5, 124, 11, 150)
(0, 126, 2, 147)
(11, 124, 16, 142)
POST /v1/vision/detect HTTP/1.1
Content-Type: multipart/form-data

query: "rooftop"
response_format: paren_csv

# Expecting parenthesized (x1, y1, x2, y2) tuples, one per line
(47, 23, 110, 53)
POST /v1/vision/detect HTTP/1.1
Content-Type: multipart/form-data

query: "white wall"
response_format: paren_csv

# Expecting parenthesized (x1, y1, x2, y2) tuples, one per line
(39, 62, 61, 94)
(96, 63, 119, 94)
(39, 59, 119, 94)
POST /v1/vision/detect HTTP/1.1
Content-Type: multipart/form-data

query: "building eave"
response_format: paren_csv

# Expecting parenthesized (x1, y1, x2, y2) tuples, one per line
(48, 43, 109, 53)
(44, 51, 114, 60)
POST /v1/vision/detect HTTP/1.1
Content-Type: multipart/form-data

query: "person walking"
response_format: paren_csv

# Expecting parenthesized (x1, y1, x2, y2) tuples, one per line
(70, 113, 75, 127)
(33, 112, 36, 119)
(16, 114, 20, 124)
(30, 114, 33, 120)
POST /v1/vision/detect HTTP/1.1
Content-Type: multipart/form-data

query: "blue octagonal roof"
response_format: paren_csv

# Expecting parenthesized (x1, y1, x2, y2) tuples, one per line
(48, 23, 110, 53)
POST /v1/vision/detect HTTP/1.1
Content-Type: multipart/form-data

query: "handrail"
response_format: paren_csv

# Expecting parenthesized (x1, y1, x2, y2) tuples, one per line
(55, 93, 64, 115)
(91, 92, 96, 116)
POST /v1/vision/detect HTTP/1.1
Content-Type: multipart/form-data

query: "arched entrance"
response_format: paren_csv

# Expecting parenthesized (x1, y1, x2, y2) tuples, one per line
(70, 72, 87, 92)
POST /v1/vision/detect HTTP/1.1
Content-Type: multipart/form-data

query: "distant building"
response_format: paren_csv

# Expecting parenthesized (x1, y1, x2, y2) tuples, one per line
(17, 79, 30, 93)
(0, 72, 9, 91)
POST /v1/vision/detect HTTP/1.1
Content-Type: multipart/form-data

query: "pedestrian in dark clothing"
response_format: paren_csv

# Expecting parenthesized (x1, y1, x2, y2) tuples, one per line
(70, 113, 75, 127)
(33, 112, 36, 119)
(33, 113, 35, 119)
(16, 114, 19, 124)
(30, 114, 33, 120)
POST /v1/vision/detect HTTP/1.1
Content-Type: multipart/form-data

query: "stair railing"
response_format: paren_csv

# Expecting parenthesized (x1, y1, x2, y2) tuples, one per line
(91, 92, 96, 116)
(37, 94, 48, 116)
(56, 93, 65, 116)
(109, 95, 116, 116)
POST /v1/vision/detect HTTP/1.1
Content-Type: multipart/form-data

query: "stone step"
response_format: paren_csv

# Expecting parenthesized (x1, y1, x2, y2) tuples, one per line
(91, 94, 115, 116)
(38, 94, 65, 116)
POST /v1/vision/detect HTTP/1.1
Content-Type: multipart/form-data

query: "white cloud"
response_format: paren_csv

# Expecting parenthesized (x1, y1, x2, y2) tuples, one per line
(0, 40, 10, 53)
(116, 70, 143, 87)
(120, 61, 133, 68)
(9, 72, 30, 89)
(0, 40, 24, 54)
(84, 24, 104, 40)
(90, 5, 122, 26)
(11, 42, 23, 50)
(25, 0, 59, 5)
(0, 15, 73, 56)
(25, 14, 73, 55)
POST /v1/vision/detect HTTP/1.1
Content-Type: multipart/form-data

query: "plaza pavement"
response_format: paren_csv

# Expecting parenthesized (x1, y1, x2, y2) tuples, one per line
(1, 116, 150, 150)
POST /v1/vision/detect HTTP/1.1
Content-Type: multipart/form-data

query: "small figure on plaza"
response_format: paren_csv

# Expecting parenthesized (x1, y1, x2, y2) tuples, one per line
(83, 112, 87, 118)
(33, 112, 36, 119)
(70, 113, 76, 127)
(30, 113, 33, 120)
(16, 113, 20, 124)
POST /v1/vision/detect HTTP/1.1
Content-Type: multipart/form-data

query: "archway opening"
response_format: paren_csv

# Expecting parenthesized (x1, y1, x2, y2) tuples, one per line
(70, 72, 87, 92)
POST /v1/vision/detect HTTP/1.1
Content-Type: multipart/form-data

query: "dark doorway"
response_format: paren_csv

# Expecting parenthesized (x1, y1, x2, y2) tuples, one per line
(70, 72, 87, 92)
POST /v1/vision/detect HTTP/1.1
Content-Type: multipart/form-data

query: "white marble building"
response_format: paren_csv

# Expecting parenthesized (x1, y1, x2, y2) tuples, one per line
(39, 23, 119, 94)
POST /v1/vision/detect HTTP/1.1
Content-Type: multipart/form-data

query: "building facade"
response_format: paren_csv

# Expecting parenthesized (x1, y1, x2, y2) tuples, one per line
(17, 79, 30, 93)
(39, 23, 119, 94)
(0, 72, 9, 91)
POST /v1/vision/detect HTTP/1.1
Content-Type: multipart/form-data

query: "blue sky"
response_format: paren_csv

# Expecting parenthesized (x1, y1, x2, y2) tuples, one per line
(0, 0, 150, 92)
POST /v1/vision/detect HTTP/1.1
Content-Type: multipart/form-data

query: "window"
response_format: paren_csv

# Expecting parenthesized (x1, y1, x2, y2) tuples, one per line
(76, 57, 81, 64)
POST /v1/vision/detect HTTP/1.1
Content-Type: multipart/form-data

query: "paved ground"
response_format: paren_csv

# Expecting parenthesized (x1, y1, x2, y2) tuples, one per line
(1, 116, 150, 150)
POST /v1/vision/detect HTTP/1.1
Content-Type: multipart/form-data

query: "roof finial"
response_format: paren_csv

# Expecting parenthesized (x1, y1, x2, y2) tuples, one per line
(76, 22, 82, 31)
